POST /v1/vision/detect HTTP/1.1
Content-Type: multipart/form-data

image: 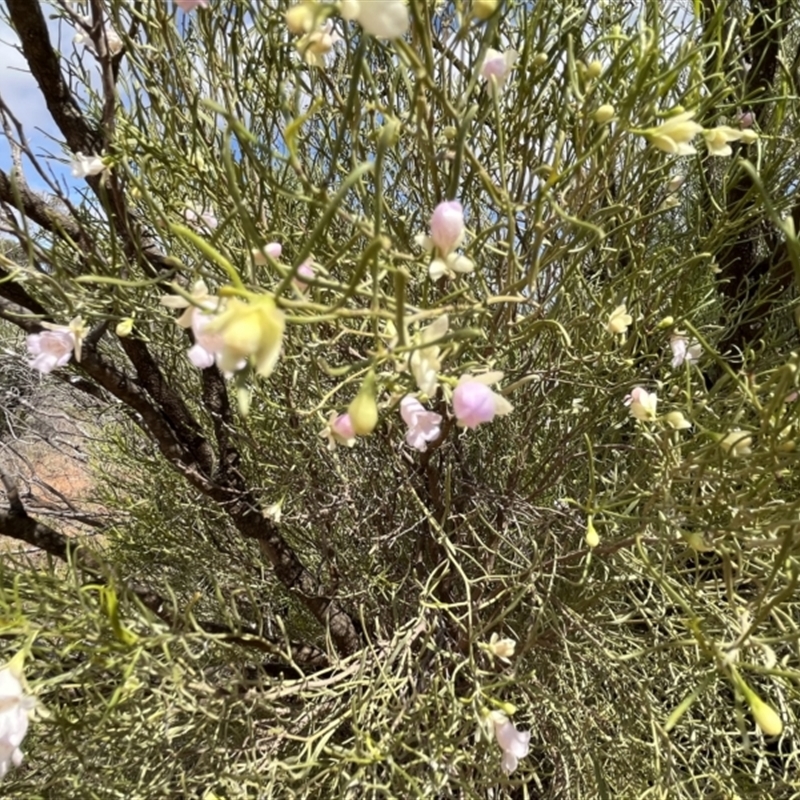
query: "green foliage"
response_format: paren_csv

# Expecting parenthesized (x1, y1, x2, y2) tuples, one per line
(1, 0, 800, 797)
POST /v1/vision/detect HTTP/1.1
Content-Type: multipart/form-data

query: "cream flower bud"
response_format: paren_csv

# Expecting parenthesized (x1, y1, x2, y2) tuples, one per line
(348, 372, 379, 436)
(664, 411, 691, 430)
(586, 60, 603, 79)
(586, 517, 600, 548)
(593, 104, 615, 124)
(472, 0, 499, 19)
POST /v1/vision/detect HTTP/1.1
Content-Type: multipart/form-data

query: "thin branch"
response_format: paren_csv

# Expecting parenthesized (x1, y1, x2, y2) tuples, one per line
(5, 0, 103, 155)
(0, 467, 328, 672)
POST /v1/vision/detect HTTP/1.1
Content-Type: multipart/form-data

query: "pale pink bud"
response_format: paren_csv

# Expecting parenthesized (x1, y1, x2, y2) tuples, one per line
(430, 201, 465, 255)
(26, 330, 75, 374)
(252, 242, 282, 265)
(294, 261, 315, 291)
(738, 111, 755, 129)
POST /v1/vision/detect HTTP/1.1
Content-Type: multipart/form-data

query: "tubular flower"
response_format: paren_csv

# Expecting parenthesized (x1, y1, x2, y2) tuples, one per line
(409, 315, 448, 397)
(490, 711, 530, 776)
(607, 304, 632, 334)
(340, 0, 409, 39)
(417, 202, 474, 280)
(646, 111, 704, 155)
(720, 430, 752, 457)
(453, 372, 513, 429)
(0, 652, 36, 782)
(625, 387, 657, 421)
(704, 125, 745, 157)
(205, 296, 285, 377)
(480, 49, 518, 91)
(400, 396, 442, 451)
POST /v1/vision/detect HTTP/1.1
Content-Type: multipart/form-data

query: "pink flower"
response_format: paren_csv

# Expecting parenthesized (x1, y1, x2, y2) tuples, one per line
(187, 311, 225, 369)
(430, 201, 465, 254)
(26, 330, 75, 374)
(160, 280, 231, 371)
(452, 372, 513, 429)
(480, 48, 518, 90)
(492, 714, 531, 776)
(320, 412, 357, 450)
(400, 396, 442, 451)
(294, 261, 315, 291)
(175, 0, 209, 10)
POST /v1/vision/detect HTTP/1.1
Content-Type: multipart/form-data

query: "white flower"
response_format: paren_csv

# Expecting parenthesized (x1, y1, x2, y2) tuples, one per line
(251, 242, 283, 265)
(491, 712, 530, 776)
(340, 0, 409, 39)
(453, 372, 513, 429)
(400, 396, 442, 451)
(624, 387, 657, 421)
(409, 315, 448, 397)
(670, 335, 702, 368)
(70, 152, 106, 178)
(0, 655, 35, 782)
(418, 202, 475, 280)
